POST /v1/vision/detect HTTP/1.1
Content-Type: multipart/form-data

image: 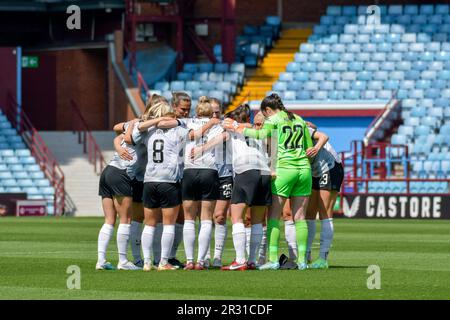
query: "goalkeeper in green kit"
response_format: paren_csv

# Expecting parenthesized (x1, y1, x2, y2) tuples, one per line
(225, 93, 315, 270)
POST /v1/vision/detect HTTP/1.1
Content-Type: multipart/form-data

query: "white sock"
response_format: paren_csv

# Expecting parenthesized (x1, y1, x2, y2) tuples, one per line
(248, 223, 263, 264)
(306, 220, 317, 262)
(258, 226, 267, 264)
(213, 223, 227, 260)
(130, 221, 143, 263)
(170, 223, 184, 259)
(152, 223, 163, 264)
(197, 220, 213, 263)
(320, 219, 334, 260)
(97, 223, 114, 264)
(245, 227, 251, 257)
(183, 220, 196, 263)
(141, 225, 155, 264)
(117, 224, 131, 264)
(232, 223, 246, 264)
(285, 220, 298, 261)
(205, 230, 212, 261)
(160, 224, 175, 265)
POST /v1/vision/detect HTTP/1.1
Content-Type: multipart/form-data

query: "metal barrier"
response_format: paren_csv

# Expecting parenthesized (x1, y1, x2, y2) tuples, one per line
(70, 100, 106, 174)
(3, 92, 65, 216)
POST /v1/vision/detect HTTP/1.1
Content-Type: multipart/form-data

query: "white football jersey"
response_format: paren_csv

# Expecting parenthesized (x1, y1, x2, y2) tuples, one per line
(216, 139, 233, 178)
(139, 126, 189, 183)
(109, 122, 140, 180)
(308, 127, 341, 178)
(230, 132, 270, 175)
(130, 122, 148, 182)
(183, 118, 223, 170)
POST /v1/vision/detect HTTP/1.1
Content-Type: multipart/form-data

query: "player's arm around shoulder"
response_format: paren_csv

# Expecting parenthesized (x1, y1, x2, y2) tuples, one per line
(113, 134, 133, 161)
(138, 116, 174, 132)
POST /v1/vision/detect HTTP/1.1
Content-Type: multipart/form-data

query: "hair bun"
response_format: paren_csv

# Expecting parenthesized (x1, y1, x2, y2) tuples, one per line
(198, 96, 210, 104)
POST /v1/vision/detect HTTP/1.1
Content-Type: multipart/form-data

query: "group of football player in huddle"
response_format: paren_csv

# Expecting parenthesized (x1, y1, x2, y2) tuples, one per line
(95, 91, 343, 272)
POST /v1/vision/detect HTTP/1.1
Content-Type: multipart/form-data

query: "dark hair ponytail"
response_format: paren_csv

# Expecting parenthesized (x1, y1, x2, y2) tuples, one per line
(225, 103, 250, 123)
(261, 93, 295, 120)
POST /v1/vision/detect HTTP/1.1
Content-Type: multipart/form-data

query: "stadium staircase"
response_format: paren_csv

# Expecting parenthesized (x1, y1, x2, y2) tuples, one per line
(39, 131, 115, 217)
(0, 94, 64, 216)
(229, 28, 312, 111)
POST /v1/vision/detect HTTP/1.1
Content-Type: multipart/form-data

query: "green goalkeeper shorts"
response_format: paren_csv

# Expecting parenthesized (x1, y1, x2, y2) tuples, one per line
(271, 167, 312, 198)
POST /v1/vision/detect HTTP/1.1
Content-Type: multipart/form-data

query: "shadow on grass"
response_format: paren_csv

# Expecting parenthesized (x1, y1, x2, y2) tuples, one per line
(329, 265, 368, 269)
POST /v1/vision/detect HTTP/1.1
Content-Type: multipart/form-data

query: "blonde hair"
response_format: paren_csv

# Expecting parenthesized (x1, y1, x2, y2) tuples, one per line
(142, 94, 169, 120)
(196, 96, 213, 117)
(142, 100, 173, 120)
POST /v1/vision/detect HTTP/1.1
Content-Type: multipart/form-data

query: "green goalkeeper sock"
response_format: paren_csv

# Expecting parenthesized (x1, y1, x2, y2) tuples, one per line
(267, 218, 280, 263)
(295, 220, 308, 264)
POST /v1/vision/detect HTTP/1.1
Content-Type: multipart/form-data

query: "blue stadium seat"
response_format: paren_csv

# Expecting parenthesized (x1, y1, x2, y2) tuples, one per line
(193, 72, 208, 82)
(435, 51, 450, 61)
(294, 72, 309, 81)
(185, 81, 201, 91)
(283, 91, 297, 101)
(287, 81, 302, 91)
(279, 72, 294, 82)
(327, 6, 341, 16)
(230, 63, 245, 74)
(177, 72, 192, 81)
(304, 82, 319, 91)
(297, 91, 311, 100)
(368, 81, 383, 90)
(272, 82, 287, 91)
(320, 81, 334, 91)
(224, 73, 240, 84)
(170, 81, 184, 91)
(335, 81, 350, 90)
(286, 62, 301, 72)
(154, 82, 169, 91)
(214, 63, 229, 73)
(209, 73, 223, 82)
(183, 63, 197, 73)
(198, 63, 213, 73)
(342, 6, 357, 16)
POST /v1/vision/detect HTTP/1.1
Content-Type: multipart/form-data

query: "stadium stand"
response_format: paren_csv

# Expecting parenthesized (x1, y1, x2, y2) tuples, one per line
(229, 28, 312, 110)
(0, 111, 55, 214)
(151, 62, 246, 106)
(281, 4, 450, 193)
(214, 16, 281, 66)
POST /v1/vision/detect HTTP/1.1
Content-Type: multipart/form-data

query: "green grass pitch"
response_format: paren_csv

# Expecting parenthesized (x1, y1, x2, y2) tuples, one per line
(0, 217, 449, 300)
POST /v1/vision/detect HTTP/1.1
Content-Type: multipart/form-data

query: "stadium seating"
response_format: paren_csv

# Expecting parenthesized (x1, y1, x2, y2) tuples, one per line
(0, 112, 55, 214)
(271, 4, 450, 192)
(151, 62, 246, 106)
(214, 16, 281, 66)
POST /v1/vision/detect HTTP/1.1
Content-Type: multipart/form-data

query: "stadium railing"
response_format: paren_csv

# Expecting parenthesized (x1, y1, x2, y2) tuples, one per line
(363, 95, 401, 146)
(4, 92, 65, 216)
(337, 140, 450, 213)
(70, 100, 106, 174)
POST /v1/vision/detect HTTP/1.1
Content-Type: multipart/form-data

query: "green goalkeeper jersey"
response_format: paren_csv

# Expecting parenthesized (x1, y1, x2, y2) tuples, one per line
(243, 111, 313, 169)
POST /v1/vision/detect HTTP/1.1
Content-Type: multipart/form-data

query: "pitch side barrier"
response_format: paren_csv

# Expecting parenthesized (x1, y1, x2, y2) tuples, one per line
(337, 140, 450, 219)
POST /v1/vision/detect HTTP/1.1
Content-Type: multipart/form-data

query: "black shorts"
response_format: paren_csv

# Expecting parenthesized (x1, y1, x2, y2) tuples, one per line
(132, 179, 144, 203)
(182, 169, 220, 201)
(231, 170, 272, 207)
(218, 176, 233, 201)
(98, 165, 133, 199)
(312, 162, 344, 192)
(143, 182, 181, 209)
